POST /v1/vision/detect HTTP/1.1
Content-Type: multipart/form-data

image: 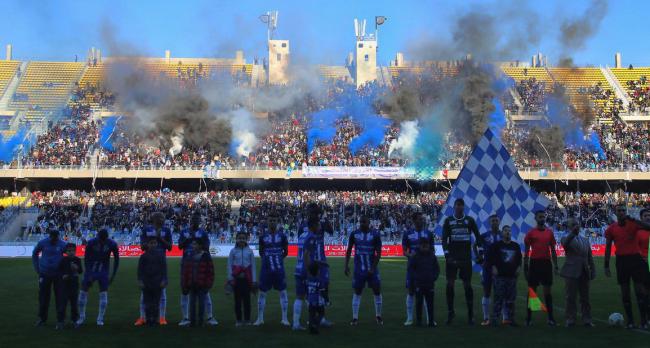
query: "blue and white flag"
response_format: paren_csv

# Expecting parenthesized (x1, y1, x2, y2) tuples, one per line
(434, 128, 550, 246)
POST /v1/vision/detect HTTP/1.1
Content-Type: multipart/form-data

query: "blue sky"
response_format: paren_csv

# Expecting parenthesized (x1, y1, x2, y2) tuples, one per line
(1, 0, 648, 67)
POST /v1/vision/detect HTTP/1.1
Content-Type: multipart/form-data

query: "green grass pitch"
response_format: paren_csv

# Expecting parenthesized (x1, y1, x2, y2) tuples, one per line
(0, 257, 647, 348)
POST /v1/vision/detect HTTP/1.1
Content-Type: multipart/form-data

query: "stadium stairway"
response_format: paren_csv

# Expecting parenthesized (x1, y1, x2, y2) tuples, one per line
(601, 67, 631, 110)
(0, 198, 37, 242)
(509, 88, 523, 111)
(0, 62, 26, 109)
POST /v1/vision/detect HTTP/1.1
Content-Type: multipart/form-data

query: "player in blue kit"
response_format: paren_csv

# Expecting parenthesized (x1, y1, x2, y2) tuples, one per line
(402, 211, 435, 326)
(299, 203, 334, 306)
(344, 215, 383, 325)
(480, 215, 502, 326)
(178, 212, 218, 327)
(134, 212, 173, 326)
(254, 211, 290, 326)
(292, 216, 321, 331)
(76, 229, 119, 326)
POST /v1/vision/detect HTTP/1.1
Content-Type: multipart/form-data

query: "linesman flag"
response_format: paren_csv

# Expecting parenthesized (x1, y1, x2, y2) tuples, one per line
(375, 16, 387, 28)
(528, 287, 548, 312)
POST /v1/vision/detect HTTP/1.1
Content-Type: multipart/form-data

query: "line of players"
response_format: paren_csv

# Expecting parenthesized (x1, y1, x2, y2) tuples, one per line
(33, 199, 650, 330)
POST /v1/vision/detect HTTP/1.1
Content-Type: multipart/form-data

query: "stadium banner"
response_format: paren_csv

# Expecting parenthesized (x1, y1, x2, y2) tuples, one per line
(302, 165, 416, 179)
(0, 244, 613, 257)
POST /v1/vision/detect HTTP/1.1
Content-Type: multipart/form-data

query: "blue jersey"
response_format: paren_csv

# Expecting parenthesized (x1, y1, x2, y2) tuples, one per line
(402, 229, 435, 255)
(306, 275, 324, 306)
(349, 229, 382, 272)
(178, 228, 210, 260)
(480, 231, 501, 254)
(259, 229, 288, 272)
(32, 237, 67, 277)
(294, 231, 317, 277)
(299, 221, 331, 262)
(140, 225, 173, 253)
(84, 238, 119, 274)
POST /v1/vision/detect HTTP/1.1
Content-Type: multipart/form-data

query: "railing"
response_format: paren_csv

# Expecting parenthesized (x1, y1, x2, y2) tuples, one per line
(2, 163, 650, 173)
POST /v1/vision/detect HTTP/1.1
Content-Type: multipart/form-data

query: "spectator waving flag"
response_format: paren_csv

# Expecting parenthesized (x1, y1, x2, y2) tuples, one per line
(434, 128, 550, 248)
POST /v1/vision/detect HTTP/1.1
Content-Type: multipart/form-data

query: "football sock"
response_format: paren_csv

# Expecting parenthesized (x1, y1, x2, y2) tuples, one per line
(205, 293, 213, 319)
(406, 294, 414, 321)
(374, 295, 383, 317)
(159, 288, 167, 319)
(257, 291, 267, 322)
(482, 297, 490, 321)
(139, 292, 145, 318)
(98, 291, 108, 322)
(280, 290, 289, 321)
(293, 299, 303, 326)
(78, 290, 88, 322)
(181, 294, 189, 320)
(352, 294, 361, 320)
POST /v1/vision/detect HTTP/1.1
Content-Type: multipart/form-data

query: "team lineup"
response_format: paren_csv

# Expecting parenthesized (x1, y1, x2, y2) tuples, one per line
(32, 201, 650, 333)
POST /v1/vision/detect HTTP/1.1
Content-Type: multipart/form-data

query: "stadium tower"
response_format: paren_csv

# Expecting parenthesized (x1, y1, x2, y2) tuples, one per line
(262, 10, 290, 85)
(353, 18, 377, 88)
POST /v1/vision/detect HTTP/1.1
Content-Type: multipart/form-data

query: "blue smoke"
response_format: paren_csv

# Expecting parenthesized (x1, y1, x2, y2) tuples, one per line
(488, 97, 506, 136)
(306, 83, 392, 155)
(408, 107, 446, 181)
(588, 131, 607, 160)
(307, 109, 339, 153)
(349, 115, 389, 154)
(335, 85, 391, 155)
(99, 116, 120, 152)
(546, 95, 606, 159)
(0, 127, 33, 163)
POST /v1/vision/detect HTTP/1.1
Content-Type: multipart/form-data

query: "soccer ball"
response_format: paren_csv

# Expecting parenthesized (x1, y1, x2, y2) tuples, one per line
(608, 313, 624, 327)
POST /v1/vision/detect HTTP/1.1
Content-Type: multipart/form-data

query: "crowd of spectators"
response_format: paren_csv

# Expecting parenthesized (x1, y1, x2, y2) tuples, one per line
(516, 78, 547, 114)
(7, 69, 650, 172)
(625, 77, 650, 113)
(73, 84, 116, 110)
(23, 189, 650, 245)
(23, 103, 98, 166)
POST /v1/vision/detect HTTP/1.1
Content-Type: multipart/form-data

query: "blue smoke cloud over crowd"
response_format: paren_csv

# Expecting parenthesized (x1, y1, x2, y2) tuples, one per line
(0, 127, 33, 163)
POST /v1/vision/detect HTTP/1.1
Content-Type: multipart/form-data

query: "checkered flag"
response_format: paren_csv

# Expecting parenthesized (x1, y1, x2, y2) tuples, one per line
(434, 128, 550, 247)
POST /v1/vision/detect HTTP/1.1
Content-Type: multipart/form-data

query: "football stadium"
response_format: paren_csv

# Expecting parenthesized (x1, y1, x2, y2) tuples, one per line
(0, 0, 649, 347)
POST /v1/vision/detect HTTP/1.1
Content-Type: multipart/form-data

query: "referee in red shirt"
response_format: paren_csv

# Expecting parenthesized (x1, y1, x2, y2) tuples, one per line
(604, 204, 650, 329)
(524, 210, 559, 327)
(637, 209, 650, 263)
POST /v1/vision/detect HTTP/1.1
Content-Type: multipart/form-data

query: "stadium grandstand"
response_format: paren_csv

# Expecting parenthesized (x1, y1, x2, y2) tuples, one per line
(3, 3, 650, 347)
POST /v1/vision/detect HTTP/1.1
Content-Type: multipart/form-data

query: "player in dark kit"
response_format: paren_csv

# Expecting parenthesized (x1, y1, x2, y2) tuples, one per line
(480, 215, 502, 326)
(77, 229, 119, 326)
(135, 212, 172, 326)
(442, 198, 482, 325)
(402, 211, 435, 326)
(524, 210, 559, 327)
(293, 216, 320, 331)
(604, 204, 650, 329)
(345, 215, 383, 325)
(254, 211, 290, 326)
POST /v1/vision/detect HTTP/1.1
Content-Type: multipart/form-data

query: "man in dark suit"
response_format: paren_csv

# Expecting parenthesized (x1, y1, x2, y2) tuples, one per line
(560, 218, 596, 327)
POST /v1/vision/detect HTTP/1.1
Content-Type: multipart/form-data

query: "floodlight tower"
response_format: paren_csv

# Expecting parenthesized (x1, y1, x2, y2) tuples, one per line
(354, 18, 377, 88)
(261, 10, 289, 85)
